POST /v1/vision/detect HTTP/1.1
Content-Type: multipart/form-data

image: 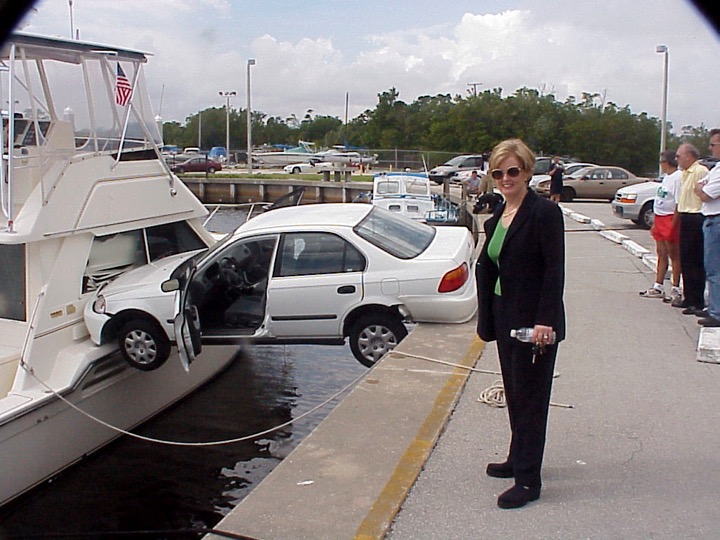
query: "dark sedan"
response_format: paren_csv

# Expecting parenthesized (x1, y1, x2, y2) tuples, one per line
(170, 156, 222, 174)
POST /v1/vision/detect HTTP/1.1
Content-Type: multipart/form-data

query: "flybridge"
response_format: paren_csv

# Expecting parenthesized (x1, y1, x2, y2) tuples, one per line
(1, 33, 164, 233)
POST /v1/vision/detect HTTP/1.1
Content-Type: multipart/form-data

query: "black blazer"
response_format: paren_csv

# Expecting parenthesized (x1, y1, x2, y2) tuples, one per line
(476, 189, 566, 343)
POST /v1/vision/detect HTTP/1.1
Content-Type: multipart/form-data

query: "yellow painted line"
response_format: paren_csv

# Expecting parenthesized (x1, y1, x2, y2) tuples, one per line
(354, 336, 487, 540)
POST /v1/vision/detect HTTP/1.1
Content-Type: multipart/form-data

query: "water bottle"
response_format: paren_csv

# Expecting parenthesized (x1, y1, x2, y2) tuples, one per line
(510, 327, 556, 344)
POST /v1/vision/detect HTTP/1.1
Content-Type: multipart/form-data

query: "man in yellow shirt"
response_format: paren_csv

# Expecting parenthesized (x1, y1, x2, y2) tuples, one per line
(672, 144, 709, 313)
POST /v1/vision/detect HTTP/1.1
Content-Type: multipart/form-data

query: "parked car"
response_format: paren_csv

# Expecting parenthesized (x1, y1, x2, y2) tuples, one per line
(84, 204, 478, 369)
(170, 156, 222, 174)
(529, 162, 596, 190)
(283, 161, 334, 174)
(611, 180, 661, 229)
(429, 154, 486, 184)
(534, 166, 650, 201)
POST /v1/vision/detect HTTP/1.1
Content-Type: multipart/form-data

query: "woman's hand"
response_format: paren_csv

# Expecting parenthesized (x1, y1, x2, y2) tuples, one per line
(532, 324, 554, 345)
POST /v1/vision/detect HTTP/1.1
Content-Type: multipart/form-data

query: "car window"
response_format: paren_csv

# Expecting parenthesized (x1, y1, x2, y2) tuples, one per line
(275, 232, 366, 277)
(354, 206, 435, 259)
(608, 168, 628, 179)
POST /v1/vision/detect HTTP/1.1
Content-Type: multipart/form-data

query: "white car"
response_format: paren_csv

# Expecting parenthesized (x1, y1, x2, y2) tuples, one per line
(84, 204, 478, 369)
(283, 161, 334, 174)
(611, 180, 662, 229)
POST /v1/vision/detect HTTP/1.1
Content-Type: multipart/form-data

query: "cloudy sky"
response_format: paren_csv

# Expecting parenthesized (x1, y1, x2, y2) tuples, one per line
(16, 0, 720, 134)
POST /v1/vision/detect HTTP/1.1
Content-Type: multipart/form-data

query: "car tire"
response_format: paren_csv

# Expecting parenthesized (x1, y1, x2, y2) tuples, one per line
(208, 167, 216, 174)
(349, 314, 408, 368)
(176, 167, 185, 174)
(635, 202, 655, 230)
(560, 187, 575, 202)
(117, 317, 171, 371)
(291, 166, 301, 174)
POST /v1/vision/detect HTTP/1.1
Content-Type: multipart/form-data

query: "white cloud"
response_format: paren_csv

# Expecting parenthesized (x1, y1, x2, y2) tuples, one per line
(15, 0, 720, 133)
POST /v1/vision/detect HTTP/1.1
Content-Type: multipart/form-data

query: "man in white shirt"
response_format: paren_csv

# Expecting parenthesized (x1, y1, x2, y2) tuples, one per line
(694, 128, 720, 327)
(695, 129, 720, 327)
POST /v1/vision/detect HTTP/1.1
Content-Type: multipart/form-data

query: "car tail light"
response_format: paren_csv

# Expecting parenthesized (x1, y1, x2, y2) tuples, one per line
(438, 262, 469, 293)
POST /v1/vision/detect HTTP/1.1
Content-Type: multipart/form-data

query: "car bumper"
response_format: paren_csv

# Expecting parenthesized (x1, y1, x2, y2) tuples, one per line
(400, 282, 478, 324)
(611, 201, 640, 221)
(83, 305, 111, 346)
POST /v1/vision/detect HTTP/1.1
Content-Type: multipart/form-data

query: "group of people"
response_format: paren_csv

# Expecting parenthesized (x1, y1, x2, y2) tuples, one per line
(640, 130, 720, 329)
(473, 132, 720, 511)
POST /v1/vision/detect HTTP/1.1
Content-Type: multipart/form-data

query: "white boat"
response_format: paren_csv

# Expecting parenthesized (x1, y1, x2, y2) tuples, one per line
(315, 146, 377, 166)
(253, 141, 317, 166)
(0, 33, 239, 507)
(371, 173, 435, 222)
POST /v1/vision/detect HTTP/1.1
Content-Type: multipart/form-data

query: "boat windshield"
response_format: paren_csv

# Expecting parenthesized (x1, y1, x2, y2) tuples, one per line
(0, 33, 160, 156)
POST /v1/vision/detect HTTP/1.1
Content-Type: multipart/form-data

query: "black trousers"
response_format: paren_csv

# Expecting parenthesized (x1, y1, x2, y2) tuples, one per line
(679, 213, 706, 307)
(493, 295, 558, 487)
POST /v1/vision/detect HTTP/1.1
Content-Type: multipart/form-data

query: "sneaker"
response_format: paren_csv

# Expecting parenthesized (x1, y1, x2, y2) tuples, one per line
(664, 290, 682, 304)
(639, 287, 664, 299)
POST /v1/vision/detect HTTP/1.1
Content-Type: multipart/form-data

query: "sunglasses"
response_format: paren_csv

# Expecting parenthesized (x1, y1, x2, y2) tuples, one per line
(490, 166, 523, 180)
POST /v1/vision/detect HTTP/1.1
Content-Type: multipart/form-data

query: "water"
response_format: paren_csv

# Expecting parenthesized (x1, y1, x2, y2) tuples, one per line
(0, 345, 366, 537)
(0, 208, 367, 538)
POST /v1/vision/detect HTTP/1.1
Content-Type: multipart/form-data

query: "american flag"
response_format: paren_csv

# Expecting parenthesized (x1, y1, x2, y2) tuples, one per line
(115, 63, 133, 106)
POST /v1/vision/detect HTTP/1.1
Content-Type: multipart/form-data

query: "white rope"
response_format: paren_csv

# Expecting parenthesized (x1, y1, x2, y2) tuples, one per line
(21, 363, 368, 447)
(477, 379, 506, 407)
(389, 350, 572, 409)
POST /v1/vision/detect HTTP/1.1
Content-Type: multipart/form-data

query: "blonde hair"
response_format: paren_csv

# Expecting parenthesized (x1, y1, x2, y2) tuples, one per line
(488, 139, 536, 173)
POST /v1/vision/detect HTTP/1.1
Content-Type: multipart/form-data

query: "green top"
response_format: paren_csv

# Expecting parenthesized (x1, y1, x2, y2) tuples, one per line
(487, 221, 507, 296)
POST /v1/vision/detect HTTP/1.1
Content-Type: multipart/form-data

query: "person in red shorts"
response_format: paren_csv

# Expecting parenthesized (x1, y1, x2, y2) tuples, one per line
(639, 150, 682, 301)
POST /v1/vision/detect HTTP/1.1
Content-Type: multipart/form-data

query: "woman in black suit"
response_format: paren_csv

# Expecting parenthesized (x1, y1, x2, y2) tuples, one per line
(476, 139, 566, 509)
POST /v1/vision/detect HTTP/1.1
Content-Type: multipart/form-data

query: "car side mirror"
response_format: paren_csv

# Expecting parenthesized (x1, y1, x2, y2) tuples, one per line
(161, 279, 180, 292)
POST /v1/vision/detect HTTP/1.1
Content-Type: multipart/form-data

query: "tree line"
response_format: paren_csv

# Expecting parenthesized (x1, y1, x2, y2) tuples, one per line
(162, 86, 713, 175)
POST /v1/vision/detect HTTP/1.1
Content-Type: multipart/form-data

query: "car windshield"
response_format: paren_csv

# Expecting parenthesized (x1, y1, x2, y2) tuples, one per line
(443, 155, 467, 167)
(354, 207, 435, 259)
(568, 167, 592, 179)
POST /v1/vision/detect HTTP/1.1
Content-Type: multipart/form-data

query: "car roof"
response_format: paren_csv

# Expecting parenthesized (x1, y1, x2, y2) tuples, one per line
(237, 203, 374, 234)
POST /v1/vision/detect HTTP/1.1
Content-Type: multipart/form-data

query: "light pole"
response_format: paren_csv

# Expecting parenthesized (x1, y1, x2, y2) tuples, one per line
(467, 82, 482, 97)
(247, 59, 256, 174)
(219, 91, 236, 163)
(656, 45, 668, 176)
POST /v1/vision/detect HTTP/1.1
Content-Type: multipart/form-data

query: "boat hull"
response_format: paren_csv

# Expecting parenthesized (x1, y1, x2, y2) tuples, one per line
(0, 344, 238, 507)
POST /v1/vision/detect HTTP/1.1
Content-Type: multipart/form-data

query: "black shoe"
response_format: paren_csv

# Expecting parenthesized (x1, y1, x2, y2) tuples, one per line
(682, 306, 700, 315)
(671, 297, 690, 308)
(497, 484, 541, 509)
(695, 309, 709, 318)
(486, 461, 514, 478)
(698, 317, 720, 327)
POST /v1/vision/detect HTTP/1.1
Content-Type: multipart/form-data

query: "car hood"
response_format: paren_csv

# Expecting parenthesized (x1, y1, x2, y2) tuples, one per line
(616, 181, 661, 196)
(98, 251, 200, 297)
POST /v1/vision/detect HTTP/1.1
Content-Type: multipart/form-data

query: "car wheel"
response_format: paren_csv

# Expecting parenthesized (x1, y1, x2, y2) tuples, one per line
(349, 314, 408, 368)
(208, 166, 216, 174)
(636, 202, 654, 230)
(291, 166, 301, 174)
(560, 187, 575, 202)
(176, 167, 185, 174)
(117, 318, 171, 371)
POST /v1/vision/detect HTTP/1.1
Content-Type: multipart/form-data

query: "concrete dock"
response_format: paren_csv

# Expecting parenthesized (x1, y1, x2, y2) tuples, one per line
(208, 206, 720, 540)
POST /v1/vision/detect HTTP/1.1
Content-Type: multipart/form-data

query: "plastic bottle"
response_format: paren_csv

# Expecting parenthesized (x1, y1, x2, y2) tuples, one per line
(510, 327, 556, 344)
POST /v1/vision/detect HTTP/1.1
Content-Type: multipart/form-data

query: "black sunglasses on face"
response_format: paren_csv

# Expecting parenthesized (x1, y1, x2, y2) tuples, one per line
(490, 166, 522, 180)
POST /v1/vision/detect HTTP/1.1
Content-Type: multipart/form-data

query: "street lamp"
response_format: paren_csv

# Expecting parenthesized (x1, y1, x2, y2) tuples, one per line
(656, 45, 668, 176)
(247, 59, 256, 174)
(219, 91, 236, 164)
